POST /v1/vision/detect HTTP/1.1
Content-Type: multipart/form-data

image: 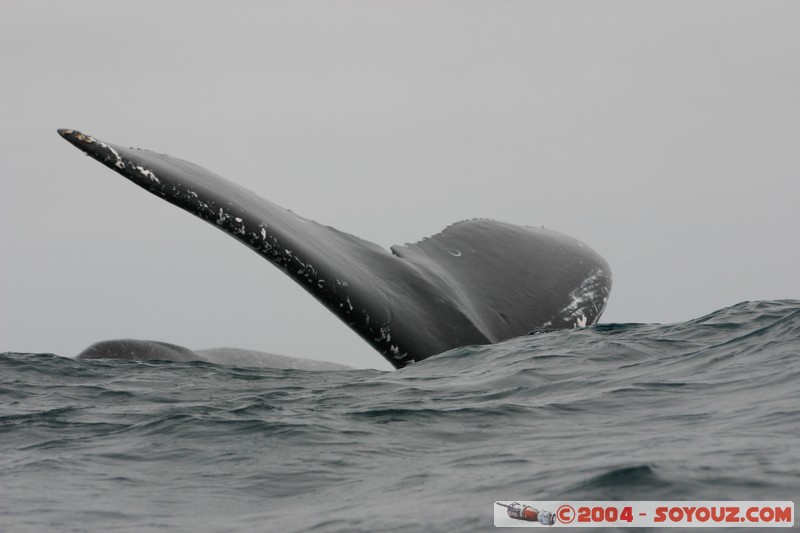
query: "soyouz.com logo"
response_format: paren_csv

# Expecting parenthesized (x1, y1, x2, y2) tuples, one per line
(493, 501, 794, 527)
(495, 502, 556, 525)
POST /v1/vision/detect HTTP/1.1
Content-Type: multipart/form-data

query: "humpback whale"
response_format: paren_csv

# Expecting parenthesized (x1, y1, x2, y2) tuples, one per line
(58, 129, 611, 369)
(77, 339, 351, 370)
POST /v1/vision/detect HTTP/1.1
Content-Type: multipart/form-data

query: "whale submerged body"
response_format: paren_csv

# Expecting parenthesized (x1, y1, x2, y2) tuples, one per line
(76, 339, 352, 371)
(59, 129, 612, 369)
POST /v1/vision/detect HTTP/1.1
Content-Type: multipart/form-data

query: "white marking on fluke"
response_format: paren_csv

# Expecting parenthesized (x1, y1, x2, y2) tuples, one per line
(135, 165, 159, 183)
(557, 269, 605, 327)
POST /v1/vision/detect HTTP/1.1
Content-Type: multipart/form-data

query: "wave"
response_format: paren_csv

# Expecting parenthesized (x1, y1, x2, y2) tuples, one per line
(2, 300, 798, 532)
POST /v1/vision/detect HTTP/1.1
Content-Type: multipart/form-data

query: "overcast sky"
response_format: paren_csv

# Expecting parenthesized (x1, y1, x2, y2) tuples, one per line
(1, 1, 798, 369)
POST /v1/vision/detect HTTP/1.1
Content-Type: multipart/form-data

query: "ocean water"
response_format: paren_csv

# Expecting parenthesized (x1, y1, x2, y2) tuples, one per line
(2, 300, 798, 532)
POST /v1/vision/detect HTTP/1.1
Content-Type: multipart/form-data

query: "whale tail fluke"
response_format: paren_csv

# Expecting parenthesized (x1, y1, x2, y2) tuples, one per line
(59, 129, 611, 368)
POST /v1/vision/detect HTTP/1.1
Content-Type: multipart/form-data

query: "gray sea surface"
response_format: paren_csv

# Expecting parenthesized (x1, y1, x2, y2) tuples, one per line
(2, 300, 798, 532)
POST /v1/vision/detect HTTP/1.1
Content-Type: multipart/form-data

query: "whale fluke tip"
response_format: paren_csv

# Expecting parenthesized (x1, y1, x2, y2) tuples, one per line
(58, 129, 96, 144)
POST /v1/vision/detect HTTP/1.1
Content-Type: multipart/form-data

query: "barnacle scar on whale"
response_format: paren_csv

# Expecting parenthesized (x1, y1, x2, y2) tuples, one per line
(58, 129, 611, 369)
